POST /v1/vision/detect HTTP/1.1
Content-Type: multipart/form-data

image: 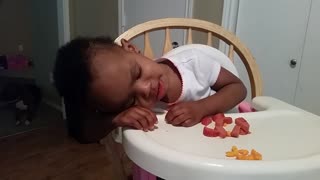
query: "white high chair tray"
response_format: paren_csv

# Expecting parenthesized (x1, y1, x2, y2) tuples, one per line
(122, 97, 320, 180)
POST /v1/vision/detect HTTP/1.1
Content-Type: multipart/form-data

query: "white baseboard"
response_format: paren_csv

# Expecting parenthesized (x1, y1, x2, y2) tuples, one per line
(0, 127, 46, 140)
(43, 99, 63, 112)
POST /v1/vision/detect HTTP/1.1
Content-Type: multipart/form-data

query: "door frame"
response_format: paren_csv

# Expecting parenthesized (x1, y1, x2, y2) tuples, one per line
(57, 0, 70, 119)
(219, 0, 239, 54)
(57, 0, 70, 45)
(118, 0, 125, 34)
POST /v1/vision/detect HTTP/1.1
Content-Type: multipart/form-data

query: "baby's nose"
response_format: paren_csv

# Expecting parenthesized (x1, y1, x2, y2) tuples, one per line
(136, 81, 151, 99)
(134, 81, 154, 108)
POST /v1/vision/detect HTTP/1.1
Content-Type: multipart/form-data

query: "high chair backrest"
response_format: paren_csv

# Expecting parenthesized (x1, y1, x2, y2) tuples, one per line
(115, 18, 262, 98)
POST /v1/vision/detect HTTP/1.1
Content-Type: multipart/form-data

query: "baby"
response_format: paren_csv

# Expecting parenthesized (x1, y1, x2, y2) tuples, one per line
(53, 36, 246, 132)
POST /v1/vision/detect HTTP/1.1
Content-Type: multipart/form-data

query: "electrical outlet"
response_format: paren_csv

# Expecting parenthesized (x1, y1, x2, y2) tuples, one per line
(49, 72, 54, 83)
(18, 44, 24, 52)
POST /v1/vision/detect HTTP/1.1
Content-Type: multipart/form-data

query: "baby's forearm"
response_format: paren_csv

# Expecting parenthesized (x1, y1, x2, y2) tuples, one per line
(197, 82, 247, 117)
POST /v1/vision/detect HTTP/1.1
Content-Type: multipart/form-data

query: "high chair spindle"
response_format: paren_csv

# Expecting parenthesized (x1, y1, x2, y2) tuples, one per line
(187, 28, 193, 44)
(207, 32, 212, 46)
(163, 28, 173, 54)
(143, 32, 154, 59)
(228, 44, 234, 62)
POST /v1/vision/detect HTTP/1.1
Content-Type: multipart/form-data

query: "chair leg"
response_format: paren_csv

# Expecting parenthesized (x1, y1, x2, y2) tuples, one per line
(133, 163, 140, 180)
(103, 134, 127, 180)
(132, 163, 157, 180)
(148, 172, 157, 180)
(140, 167, 149, 180)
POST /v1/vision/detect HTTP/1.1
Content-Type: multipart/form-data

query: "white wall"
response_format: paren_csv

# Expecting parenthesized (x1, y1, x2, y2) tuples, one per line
(0, 0, 33, 57)
(69, 0, 119, 39)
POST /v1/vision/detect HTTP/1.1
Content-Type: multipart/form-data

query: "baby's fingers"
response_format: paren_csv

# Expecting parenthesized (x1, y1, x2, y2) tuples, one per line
(140, 107, 158, 125)
(171, 115, 190, 126)
(166, 107, 184, 123)
(135, 107, 156, 131)
(131, 120, 143, 130)
(182, 119, 198, 127)
(123, 108, 148, 131)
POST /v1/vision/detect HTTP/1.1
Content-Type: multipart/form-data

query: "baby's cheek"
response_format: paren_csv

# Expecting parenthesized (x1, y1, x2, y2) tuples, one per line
(139, 100, 156, 109)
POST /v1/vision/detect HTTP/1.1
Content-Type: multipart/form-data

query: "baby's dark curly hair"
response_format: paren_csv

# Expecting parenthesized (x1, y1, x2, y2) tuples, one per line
(53, 36, 116, 104)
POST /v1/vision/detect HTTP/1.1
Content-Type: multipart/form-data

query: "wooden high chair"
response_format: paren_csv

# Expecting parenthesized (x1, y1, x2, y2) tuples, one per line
(105, 18, 263, 180)
(115, 18, 263, 98)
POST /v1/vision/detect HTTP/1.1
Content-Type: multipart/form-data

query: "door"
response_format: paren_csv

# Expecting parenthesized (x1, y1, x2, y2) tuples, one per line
(192, 0, 224, 48)
(234, 0, 311, 103)
(31, 0, 61, 104)
(122, 0, 191, 57)
(295, 0, 320, 115)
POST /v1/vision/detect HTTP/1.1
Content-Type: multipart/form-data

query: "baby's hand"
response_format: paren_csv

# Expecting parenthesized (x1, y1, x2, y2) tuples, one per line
(165, 101, 204, 127)
(112, 106, 158, 131)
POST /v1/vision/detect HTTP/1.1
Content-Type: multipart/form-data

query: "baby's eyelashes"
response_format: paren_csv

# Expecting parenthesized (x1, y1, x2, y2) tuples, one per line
(135, 64, 142, 80)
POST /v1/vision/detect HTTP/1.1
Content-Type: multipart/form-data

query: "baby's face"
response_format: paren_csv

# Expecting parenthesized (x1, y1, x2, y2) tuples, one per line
(90, 44, 169, 112)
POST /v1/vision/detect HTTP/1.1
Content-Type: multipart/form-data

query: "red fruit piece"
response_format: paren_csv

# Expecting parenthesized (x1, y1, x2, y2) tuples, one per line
(214, 126, 227, 138)
(224, 117, 233, 124)
(240, 129, 251, 135)
(231, 125, 241, 137)
(201, 116, 212, 126)
(203, 127, 219, 137)
(239, 129, 247, 135)
(212, 113, 225, 121)
(235, 117, 250, 133)
(215, 118, 224, 126)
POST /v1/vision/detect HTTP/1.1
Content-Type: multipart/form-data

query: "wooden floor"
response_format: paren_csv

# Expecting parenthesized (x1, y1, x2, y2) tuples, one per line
(0, 124, 120, 180)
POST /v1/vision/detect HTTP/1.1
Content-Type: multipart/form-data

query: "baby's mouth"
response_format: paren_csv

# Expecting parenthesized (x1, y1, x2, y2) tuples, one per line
(157, 80, 165, 100)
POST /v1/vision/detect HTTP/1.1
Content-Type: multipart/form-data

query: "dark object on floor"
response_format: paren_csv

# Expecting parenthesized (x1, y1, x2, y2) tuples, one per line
(63, 98, 112, 144)
(0, 83, 42, 126)
(0, 55, 7, 69)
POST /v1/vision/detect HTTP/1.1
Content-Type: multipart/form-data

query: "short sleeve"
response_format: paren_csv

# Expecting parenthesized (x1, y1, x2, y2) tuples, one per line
(193, 51, 222, 87)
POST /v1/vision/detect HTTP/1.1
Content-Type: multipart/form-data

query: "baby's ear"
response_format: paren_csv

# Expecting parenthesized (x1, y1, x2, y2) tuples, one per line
(120, 39, 141, 54)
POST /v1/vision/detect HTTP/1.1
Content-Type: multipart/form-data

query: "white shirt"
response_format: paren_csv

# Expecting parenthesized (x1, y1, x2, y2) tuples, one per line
(160, 44, 238, 103)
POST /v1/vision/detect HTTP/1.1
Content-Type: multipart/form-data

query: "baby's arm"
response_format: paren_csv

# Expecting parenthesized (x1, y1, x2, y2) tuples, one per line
(199, 67, 247, 115)
(166, 67, 246, 127)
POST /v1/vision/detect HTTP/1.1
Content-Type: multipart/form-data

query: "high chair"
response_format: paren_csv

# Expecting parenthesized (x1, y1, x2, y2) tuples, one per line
(103, 18, 320, 180)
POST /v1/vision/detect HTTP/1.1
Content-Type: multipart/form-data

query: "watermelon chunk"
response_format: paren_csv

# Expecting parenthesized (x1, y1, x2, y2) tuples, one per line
(224, 117, 233, 124)
(212, 113, 225, 121)
(215, 118, 224, 126)
(239, 129, 247, 135)
(201, 116, 212, 126)
(235, 117, 250, 133)
(203, 127, 219, 137)
(214, 126, 227, 138)
(231, 125, 241, 137)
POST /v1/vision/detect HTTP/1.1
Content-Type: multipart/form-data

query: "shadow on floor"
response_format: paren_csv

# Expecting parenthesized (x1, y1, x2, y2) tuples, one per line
(0, 102, 62, 138)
